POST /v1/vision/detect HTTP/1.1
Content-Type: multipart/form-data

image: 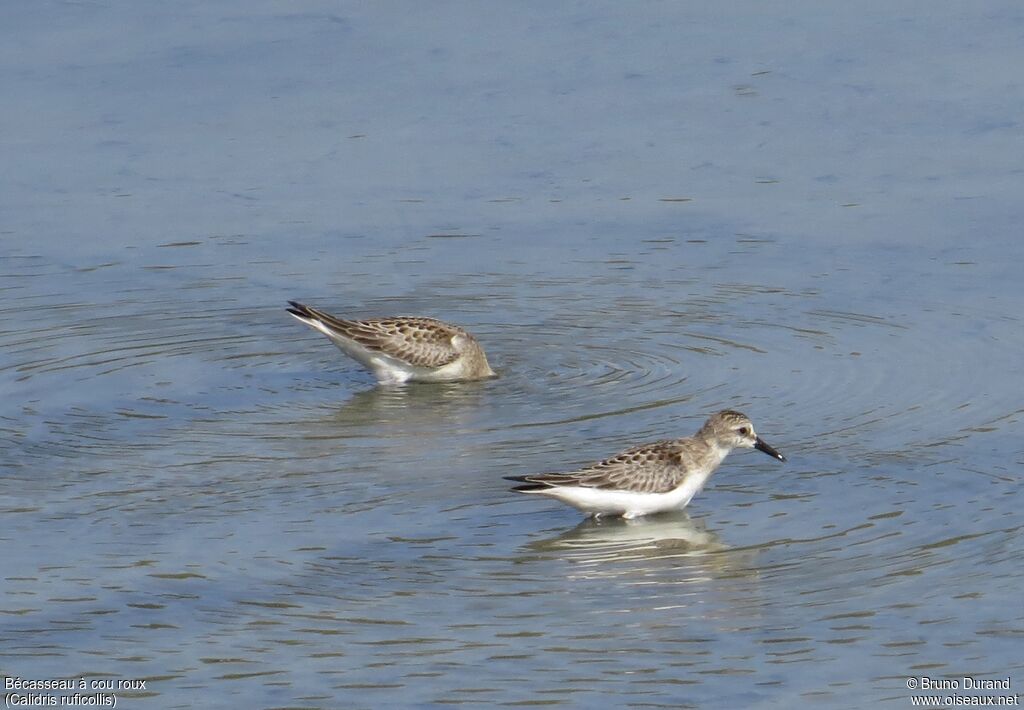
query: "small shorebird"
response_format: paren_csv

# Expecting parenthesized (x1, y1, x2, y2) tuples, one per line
(286, 301, 495, 384)
(505, 410, 785, 519)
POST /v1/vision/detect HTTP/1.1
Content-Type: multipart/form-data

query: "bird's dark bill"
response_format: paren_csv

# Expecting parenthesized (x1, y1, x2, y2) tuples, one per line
(754, 437, 786, 462)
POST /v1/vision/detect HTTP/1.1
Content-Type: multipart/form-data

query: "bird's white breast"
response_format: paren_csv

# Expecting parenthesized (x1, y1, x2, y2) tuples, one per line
(540, 466, 717, 518)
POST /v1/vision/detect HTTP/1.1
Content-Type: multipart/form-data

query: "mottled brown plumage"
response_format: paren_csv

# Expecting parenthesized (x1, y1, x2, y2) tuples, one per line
(517, 438, 716, 494)
(506, 410, 786, 518)
(287, 301, 495, 384)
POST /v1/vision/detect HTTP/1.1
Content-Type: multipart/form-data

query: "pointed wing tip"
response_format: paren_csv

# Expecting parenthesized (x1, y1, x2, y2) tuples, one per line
(508, 484, 550, 493)
(286, 300, 311, 316)
(503, 474, 548, 492)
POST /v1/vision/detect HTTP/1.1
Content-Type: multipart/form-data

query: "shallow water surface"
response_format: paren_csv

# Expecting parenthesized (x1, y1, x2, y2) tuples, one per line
(2, 2, 1023, 709)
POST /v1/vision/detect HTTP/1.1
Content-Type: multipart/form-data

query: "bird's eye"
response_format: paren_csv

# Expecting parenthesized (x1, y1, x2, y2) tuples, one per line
(738, 427, 749, 436)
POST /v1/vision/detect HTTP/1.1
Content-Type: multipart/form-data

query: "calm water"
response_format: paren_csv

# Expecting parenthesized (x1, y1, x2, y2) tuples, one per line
(3, 3, 1023, 709)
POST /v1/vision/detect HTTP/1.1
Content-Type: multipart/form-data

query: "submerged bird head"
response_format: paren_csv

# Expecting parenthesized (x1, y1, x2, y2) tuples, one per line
(457, 334, 497, 379)
(700, 410, 786, 461)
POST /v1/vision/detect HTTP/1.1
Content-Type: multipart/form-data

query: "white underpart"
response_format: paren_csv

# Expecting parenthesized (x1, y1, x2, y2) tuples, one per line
(535, 445, 732, 518)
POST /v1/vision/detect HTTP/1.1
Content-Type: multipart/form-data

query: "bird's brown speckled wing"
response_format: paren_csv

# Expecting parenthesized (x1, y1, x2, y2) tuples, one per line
(520, 440, 695, 494)
(355, 317, 470, 368)
(288, 302, 469, 368)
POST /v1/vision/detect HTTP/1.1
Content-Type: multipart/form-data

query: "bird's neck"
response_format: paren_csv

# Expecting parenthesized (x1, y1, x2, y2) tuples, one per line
(695, 431, 731, 466)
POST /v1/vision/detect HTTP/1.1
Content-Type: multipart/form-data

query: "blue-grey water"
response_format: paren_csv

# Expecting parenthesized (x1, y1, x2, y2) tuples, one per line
(2, 2, 1023, 708)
